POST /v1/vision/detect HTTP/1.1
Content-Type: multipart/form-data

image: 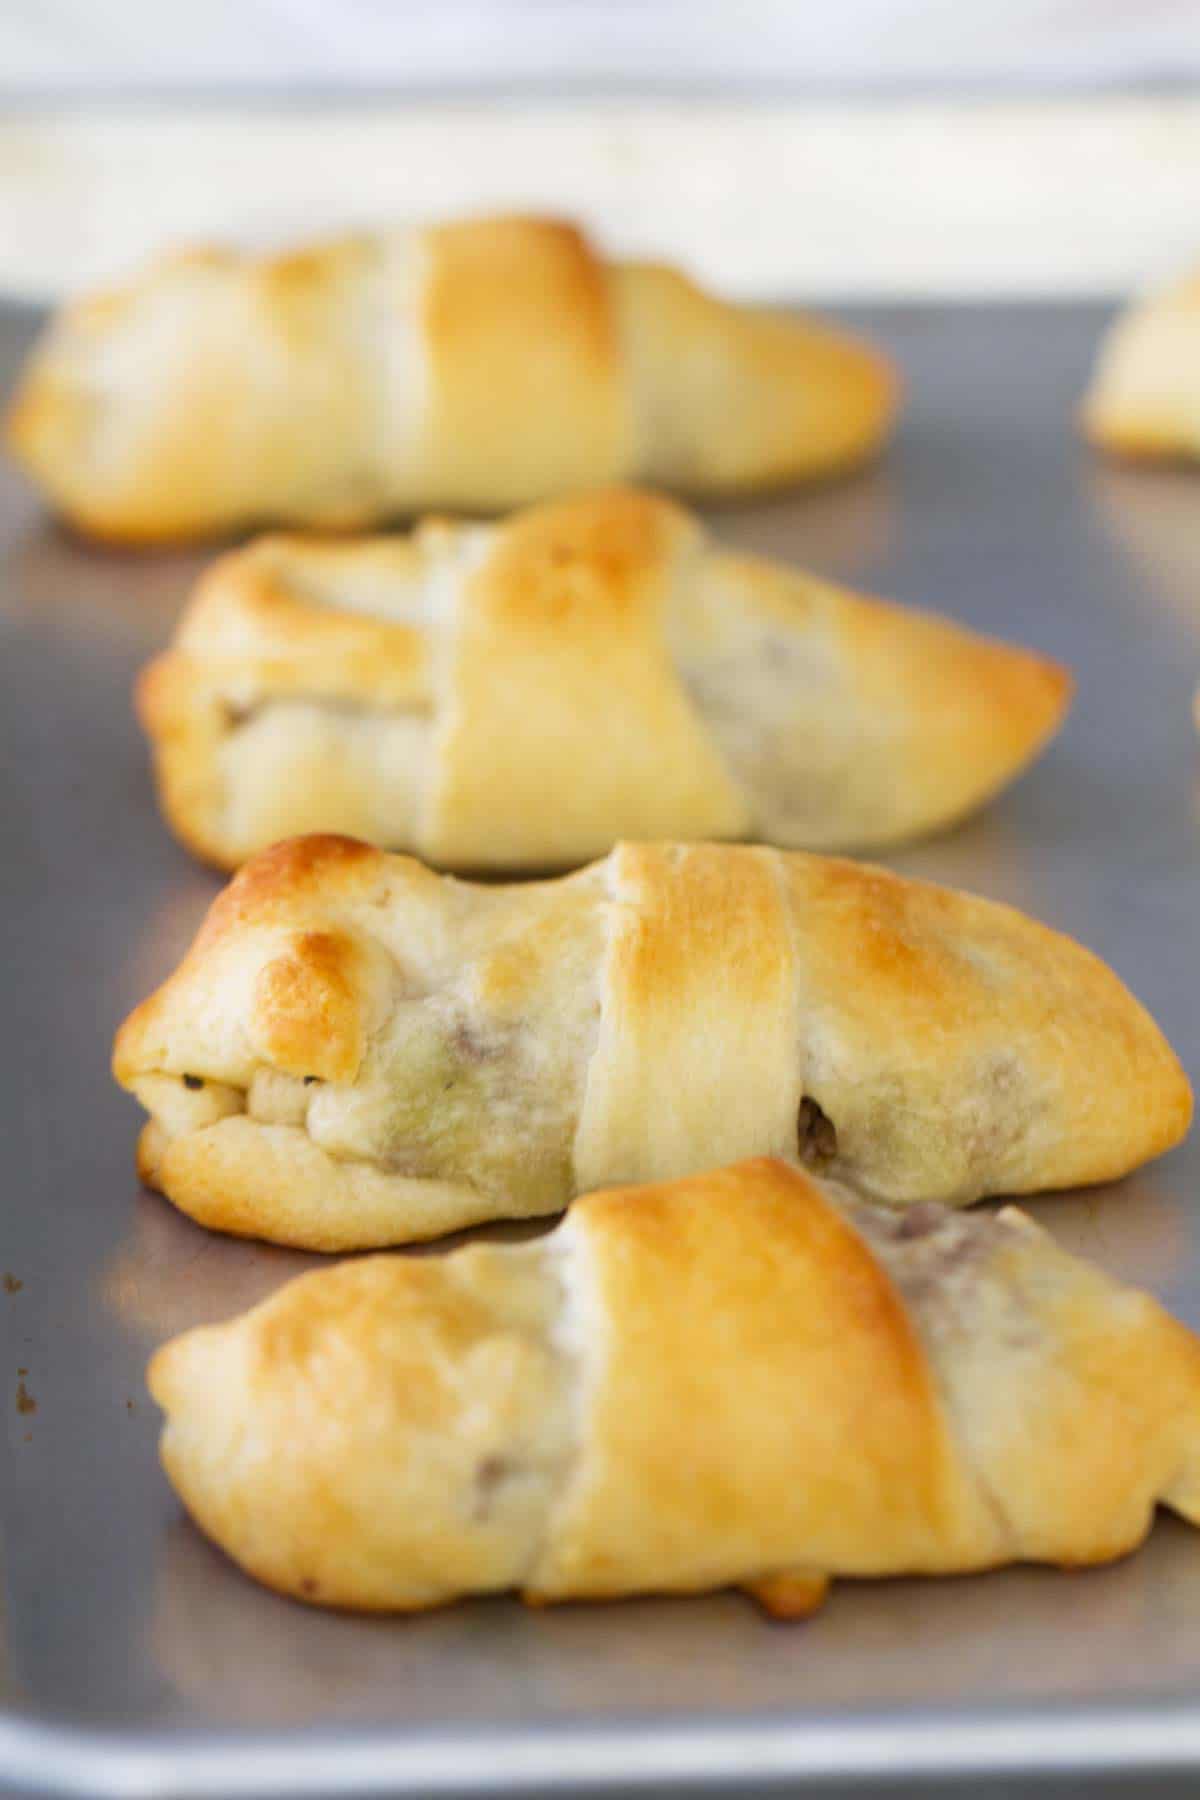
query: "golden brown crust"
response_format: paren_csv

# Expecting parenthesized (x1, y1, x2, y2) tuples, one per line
(150, 1233, 573, 1608)
(5, 216, 899, 542)
(135, 488, 1069, 870)
(574, 843, 800, 1189)
(7, 234, 388, 542)
(148, 1158, 1200, 1614)
(114, 834, 414, 1088)
(1083, 272, 1200, 460)
(779, 854, 1193, 1200)
(114, 838, 1191, 1248)
(800, 578, 1071, 838)
(413, 216, 634, 509)
(421, 491, 748, 866)
(528, 1162, 977, 1602)
(613, 263, 900, 491)
(171, 535, 431, 704)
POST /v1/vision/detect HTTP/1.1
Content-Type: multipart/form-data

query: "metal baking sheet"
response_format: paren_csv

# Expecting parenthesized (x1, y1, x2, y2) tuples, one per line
(4, 298, 1200, 1799)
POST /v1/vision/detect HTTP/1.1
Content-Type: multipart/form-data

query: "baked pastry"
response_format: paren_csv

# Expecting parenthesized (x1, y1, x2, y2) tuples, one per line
(112, 836, 1190, 1249)
(136, 488, 1071, 871)
(1083, 269, 1200, 459)
(148, 1156, 1200, 1615)
(4, 214, 898, 543)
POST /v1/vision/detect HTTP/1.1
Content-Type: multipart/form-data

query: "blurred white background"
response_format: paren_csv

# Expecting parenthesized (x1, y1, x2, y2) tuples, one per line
(2, 0, 1199, 302)
(4, 0, 1200, 91)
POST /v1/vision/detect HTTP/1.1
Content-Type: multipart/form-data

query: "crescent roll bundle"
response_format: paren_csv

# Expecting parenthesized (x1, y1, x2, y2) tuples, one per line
(1083, 267, 1200, 460)
(148, 1157, 1200, 1615)
(136, 489, 1070, 870)
(5, 214, 898, 543)
(113, 837, 1190, 1250)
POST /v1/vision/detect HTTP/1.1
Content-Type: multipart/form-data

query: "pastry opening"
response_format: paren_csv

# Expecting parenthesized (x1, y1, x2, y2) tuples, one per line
(217, 694, 431, 732)
(797, 1095, 838, 1169)
(472, 1454, 520, 1521)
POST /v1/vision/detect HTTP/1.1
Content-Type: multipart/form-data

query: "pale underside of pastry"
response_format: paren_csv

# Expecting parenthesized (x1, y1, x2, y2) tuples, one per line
(112, 836, 1191, 1250)
(1082, 270, 1200, 460)
(136, 489, 1071, 871)
(5, 214, 899, 543)
(148, 1157, 1200, 1616)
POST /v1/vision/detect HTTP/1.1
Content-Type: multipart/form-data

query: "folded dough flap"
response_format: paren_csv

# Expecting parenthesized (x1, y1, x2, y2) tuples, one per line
(421, 490, 753, 867)
(149, 1158, 1200, 1612)
(546, 1166, 1200, 1592)
(573, 841, 802, 1191)
(170, 531, 436, 705)
(409, 216, 637, 509)
(137, 531, 442, 867)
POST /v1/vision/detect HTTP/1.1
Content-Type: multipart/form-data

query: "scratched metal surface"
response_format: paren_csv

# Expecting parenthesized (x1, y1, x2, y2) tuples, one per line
(3, 301, 1200, 1797)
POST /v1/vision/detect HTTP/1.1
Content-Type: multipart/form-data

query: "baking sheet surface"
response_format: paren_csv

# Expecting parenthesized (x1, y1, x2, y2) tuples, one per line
(3, 301, 1200, 1794)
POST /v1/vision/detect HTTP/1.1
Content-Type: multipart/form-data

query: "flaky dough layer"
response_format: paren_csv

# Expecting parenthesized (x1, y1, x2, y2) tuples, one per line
(136, 489, 1070, 870)
(6, 215, 898, 542)
(149, 1158, 1200, 1614)
(113, 837, 1191, 1249)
